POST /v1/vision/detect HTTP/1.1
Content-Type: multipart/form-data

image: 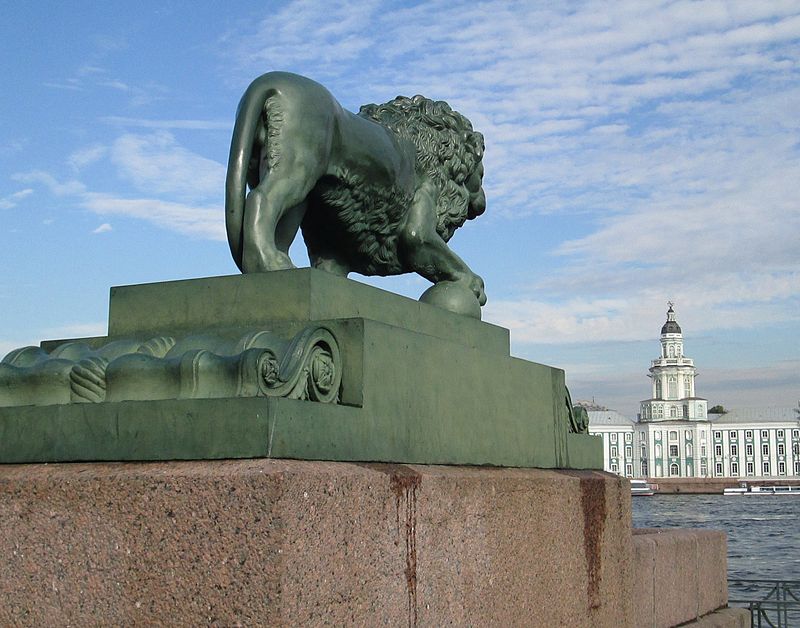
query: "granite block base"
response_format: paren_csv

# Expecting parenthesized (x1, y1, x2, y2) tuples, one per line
(0, 460, 631, 627)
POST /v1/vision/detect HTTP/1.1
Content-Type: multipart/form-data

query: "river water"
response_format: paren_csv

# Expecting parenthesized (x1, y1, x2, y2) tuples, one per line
(633, 494, 800, 624)
(632, 494, 800, 581)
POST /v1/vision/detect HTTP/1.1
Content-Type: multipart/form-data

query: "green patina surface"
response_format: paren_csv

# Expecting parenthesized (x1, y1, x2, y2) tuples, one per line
(224, 72, 488, 314)
(0, 270, 602, 469)
(107, 269, 508, 353)
(0, 396, 599, 468)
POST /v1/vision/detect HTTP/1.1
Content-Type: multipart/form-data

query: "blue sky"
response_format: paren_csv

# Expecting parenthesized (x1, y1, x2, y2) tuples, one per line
(1, 1, 798, 416)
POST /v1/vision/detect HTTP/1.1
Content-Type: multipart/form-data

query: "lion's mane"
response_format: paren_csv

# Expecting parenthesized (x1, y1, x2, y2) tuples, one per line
(358, 96, 485, 241)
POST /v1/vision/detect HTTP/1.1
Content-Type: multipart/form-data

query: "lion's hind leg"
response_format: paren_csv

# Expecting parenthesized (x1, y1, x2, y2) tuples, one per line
(241, 159, 323, 273)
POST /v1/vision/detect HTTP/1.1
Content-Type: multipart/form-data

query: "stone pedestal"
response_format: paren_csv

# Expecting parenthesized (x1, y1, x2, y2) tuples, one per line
(0, 270, 600, 468)
(0, 460, 631, 627)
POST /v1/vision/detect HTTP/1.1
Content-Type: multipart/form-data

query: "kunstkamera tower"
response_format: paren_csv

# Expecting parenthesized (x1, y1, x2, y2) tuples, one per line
(640, 303, 708, 422)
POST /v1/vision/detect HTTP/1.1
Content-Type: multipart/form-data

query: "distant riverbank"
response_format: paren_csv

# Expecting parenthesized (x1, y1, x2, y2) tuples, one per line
(646, 477, 800, 494)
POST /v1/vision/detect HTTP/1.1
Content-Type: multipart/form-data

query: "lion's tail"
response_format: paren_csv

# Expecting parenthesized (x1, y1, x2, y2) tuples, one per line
(225, 76, 277, 271)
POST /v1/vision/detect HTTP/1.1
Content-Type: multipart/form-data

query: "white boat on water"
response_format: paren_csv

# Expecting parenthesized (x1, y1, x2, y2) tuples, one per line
(723, 481, 800, 496)
(631, 479, 658, 496)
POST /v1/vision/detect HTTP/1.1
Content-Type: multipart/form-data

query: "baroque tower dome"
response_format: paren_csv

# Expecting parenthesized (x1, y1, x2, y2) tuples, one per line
(660, 304, 682, 335)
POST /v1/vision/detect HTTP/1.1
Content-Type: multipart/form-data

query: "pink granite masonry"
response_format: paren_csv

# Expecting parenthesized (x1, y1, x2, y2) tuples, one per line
(632, 528, 731, 628)
(0, 460, 633, 627)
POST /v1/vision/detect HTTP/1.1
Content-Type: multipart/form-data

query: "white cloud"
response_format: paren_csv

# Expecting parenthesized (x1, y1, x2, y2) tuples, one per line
(101, 117, 231, 130)
(110, 131, 225, 200)
(41, 322, 107, 340)
(12, 171, 85, 196)
(45, 60, 165, 107)
(485, 278, 800, 346)
(0, 188, 33, 209)
(82, 193, 224, 240)
(223, 0, 381, 79)
(68, 144, 108, 171)
(13, 130, 228, 242)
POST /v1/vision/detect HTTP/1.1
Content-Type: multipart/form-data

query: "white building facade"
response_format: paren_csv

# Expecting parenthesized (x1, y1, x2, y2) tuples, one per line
(588, 305, 800, 479)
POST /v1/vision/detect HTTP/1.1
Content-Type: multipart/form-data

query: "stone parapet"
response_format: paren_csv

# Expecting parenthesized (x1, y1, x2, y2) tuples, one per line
(0, 460, 631, 627)
(632, 528, 731, 627)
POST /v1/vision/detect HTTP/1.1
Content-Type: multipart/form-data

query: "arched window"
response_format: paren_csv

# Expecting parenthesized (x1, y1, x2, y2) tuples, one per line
(670, 463, 680, 476)
(686, 443, 693, 457)
(670, 406, 677, 418)
(684, 376, 691, 396)
(655, 379, 662, 399)
(669, 345, 675, 357)
(668, 376, 677, 399)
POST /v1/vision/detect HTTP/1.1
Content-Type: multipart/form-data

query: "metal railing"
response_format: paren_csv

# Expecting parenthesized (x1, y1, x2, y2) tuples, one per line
(728, 579, 800, 627)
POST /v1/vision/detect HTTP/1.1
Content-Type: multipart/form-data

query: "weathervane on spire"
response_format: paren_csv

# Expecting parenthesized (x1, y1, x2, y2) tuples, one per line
(667, 300, 674, 309)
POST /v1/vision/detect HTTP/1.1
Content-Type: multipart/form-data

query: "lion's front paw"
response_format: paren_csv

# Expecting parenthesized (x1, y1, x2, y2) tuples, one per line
(469, 274, 487, 306)
(447, 272, 486, 307)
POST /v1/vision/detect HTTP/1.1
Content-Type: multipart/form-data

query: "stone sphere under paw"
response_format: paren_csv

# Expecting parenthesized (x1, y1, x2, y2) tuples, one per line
(419, 281, 481, 319)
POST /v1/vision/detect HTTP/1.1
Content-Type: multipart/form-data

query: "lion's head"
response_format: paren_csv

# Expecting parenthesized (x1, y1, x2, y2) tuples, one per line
(358, 96, 485, 241)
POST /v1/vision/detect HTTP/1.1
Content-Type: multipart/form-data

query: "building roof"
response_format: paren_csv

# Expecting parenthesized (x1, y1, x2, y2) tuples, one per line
(710, 407, 800, 425)
(588, 410, 636, 428)
(575, 399, 610, 411)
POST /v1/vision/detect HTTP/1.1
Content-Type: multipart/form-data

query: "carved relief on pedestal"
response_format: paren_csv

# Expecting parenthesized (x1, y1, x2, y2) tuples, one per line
(0, 326, 341, 408)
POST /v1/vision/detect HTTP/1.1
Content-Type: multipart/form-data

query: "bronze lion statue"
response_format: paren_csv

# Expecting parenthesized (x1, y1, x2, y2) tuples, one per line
(225, 71, 487, 312)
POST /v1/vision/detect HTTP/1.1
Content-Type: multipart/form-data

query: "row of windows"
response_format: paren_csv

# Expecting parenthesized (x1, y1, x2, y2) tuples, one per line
(609, 445, 633, 458)
(613, 459, 800, 478)
(714, 443, 799, 457)
(714, 429, 800, 440)
(715, 461, 800, 476)
(653, 375, 692, 399)
(609, 456, 800, 478)
(662, 344, 683, 358)
(608, 429, 800, 446)
(609, 462, 634, 476)
(643, 404, 703, 418)
(610, 440, 800, 462)
(644, 460, 800, 478)
(609, 432, 632, 443)
(631, 442, 799, 460)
